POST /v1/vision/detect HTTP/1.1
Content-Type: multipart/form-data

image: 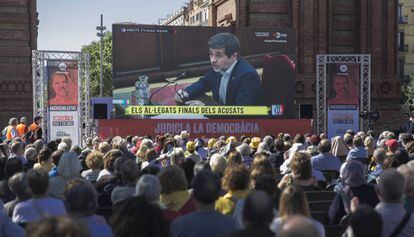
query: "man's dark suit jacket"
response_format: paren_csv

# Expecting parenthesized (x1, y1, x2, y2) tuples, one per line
(184, 59, 264, 106)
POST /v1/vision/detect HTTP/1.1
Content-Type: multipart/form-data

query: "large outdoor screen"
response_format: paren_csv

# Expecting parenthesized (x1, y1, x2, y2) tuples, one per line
(112, 24, 297, 119)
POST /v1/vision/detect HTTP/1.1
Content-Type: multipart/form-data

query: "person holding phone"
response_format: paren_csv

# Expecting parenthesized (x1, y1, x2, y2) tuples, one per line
(328, 161, 379, 224)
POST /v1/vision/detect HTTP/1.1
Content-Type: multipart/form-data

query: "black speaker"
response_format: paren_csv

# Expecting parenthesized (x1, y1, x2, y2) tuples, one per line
(93, 103, 108, 119)
(299, 104, 313, 119)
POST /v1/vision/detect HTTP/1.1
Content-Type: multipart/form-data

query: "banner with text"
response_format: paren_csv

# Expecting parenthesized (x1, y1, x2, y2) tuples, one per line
(125, 106, 269, 116)
(327, 105, 359, 139)
(49, 110, 79, 146)
(327, 63, 360, 138)
(47, 61, 80, 145)
(97, 119, 312, 139)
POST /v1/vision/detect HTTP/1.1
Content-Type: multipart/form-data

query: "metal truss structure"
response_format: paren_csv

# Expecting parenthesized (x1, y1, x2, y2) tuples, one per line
(32, 51, 91, 145)
(316, 54, 371, 135)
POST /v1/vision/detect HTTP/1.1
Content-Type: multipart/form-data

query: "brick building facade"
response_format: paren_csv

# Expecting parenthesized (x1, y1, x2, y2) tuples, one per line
(209, 0, 401, 132)
(0, 0, 38, 126)
(159, 7, 189, 26)
(188, 0, 209, 26)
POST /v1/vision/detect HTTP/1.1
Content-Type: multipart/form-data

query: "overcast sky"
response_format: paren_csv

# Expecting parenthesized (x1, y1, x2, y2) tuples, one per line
(37, 0, 186, 51)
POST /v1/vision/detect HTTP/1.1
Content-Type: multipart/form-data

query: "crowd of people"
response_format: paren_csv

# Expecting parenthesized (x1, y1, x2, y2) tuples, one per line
(0, 116, 413, 237)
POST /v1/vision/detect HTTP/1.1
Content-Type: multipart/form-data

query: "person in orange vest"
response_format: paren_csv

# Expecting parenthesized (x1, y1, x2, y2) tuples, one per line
(27, 116, 43, 143)
(5, 117, 19, 141)
(16, 117, 28, 138)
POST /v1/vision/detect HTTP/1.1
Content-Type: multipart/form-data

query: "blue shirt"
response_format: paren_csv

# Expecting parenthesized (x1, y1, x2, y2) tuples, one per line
(346, 146, 368, 160)
(171, 210, 240, 237)
(195, 147, 208, 160)
(375, 202, 414, 237)
(48, 166, 58, 177)
(371, 164, 383, 177)
(313, 168, 326, 182)
(311, 152, 342, 172)
(12, 197, 67, 223)
(0, 211, 24, 237)
(219, 60, 237, 104)
(82, 216, 113, 237)
(242, 156, 253, 167)
(9, 155, 27, 165)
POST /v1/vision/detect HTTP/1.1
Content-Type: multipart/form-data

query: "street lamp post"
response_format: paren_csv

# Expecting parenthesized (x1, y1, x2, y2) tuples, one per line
(96, 14, 106, 97)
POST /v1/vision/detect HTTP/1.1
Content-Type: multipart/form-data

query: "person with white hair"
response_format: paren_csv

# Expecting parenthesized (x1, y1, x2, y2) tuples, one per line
(135, 174, 181, 222)
(180, 131, 190, 150)
(4, 117, 18, 141)
(135, 174, 161, 202)
(263, 135, 274, 149)
(13, 169, 67, 224)
(9, 142, 27, 166)
(110, 136, 122, 149)
(57, 142, 69, 152)
(24, 147, 38, 169)
(98, 142, 111, 155)
(278, 215, 319, 237)
(376, 131, 389, 148)
(61, 137, 72, 150)
(82, 137, 93, 153)
(33, 139, 45, 153)
(4, 172, 32, 217)
(63, 180, 113, 237)
(375, 169, 414, 237)
(140, 138, 154, 149)
(256, 142, 271, 156)
(47, 151, 82, 199)
(170, 148, 185, 166)
(174, 135, 184, 151)
(370, 148, 387, 178)
(236, 143, 252, 167)
(397, 161, 414, 213)
(280, 135, 307, 174)
(113, 138, 136, 160)
(111, 160, 139, 205)
(112, 138, 128, 150)
(92, 136, 102, 151)
(356, 131, 365, 138)
(209, 153, 227, 177)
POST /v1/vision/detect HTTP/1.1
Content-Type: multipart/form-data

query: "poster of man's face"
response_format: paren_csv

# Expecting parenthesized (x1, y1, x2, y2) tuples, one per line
(48, 61, 78, 106)
(327, 64, 359, 106)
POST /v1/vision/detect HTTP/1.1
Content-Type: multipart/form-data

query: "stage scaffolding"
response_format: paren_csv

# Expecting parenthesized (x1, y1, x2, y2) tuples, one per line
(32, 50, 92, 145)
(316, 54, 371, 135)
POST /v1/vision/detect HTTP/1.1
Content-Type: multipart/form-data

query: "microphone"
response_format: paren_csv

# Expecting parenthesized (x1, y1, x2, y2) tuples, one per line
(149, 72, 187, 105)
(166, 72, 187, 83)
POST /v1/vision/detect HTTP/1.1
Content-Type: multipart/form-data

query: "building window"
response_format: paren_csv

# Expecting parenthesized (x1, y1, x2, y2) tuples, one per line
(398, 4, 402, 19)
(399, 31, 407, 52)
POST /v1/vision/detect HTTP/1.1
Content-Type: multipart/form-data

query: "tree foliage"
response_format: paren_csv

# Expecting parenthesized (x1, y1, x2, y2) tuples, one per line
(81, 31, 113, 97)
(402, 76, 414, 114)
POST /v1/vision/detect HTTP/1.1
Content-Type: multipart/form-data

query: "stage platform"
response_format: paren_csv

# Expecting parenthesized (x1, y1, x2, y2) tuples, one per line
(97, 119, 312, 138)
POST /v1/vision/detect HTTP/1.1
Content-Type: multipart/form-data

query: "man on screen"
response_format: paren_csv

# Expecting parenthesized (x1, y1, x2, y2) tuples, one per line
(49, 72, 77, 105)
(175, 33, 264, 106)
(328, 74, 359, 105)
